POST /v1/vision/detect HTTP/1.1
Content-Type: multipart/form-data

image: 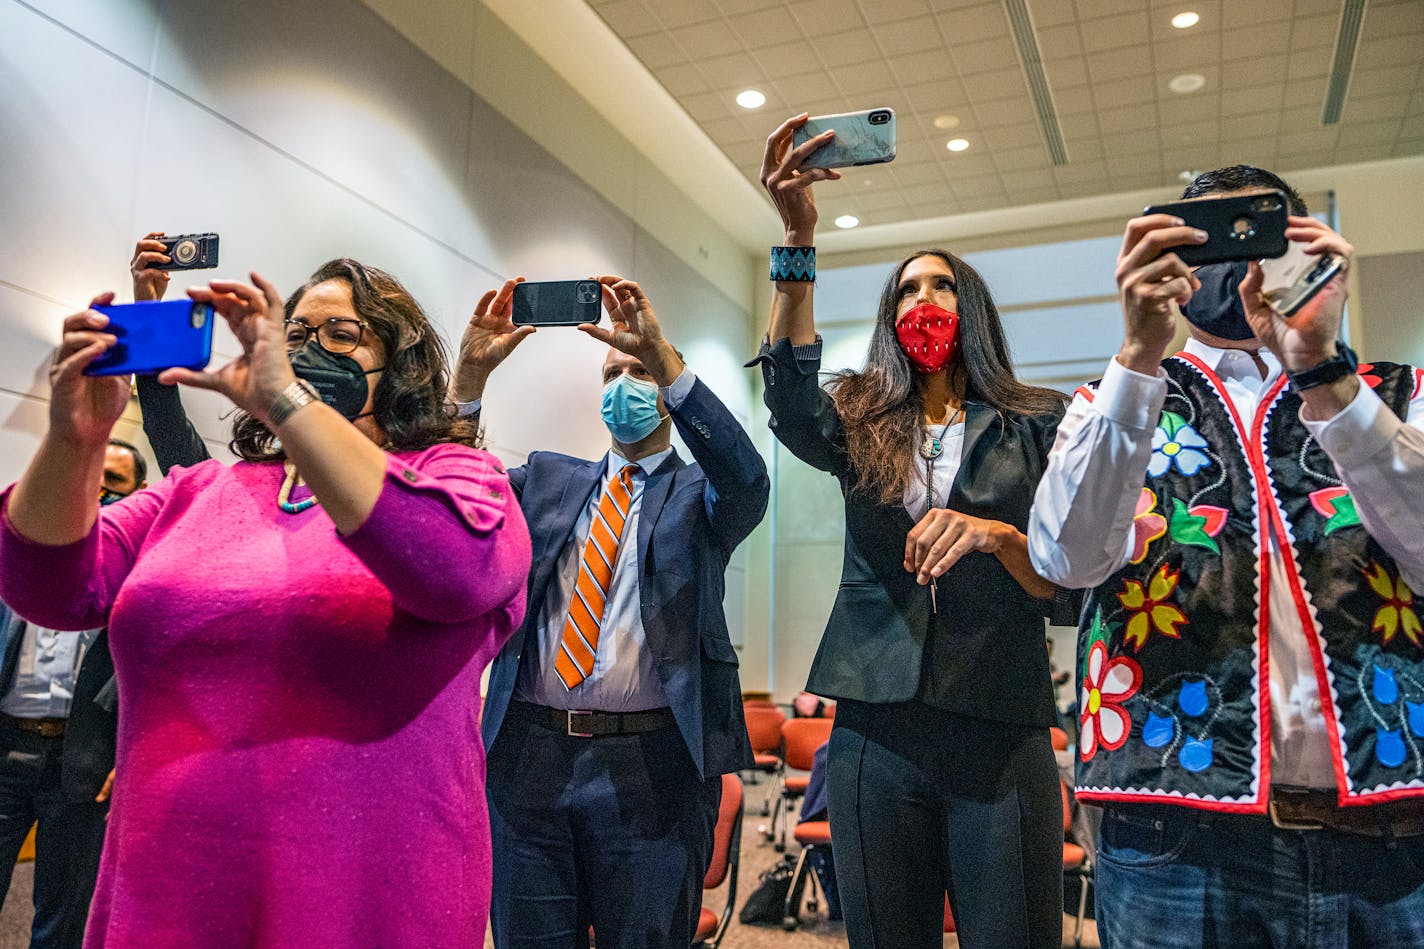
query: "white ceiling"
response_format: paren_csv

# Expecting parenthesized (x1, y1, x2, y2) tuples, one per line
(588, 0, 1424, 230)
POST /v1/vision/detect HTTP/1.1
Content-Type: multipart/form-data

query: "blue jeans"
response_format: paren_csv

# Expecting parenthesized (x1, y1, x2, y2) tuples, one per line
(1096, 802, 1424, 948)
(0, 726, 109, 949)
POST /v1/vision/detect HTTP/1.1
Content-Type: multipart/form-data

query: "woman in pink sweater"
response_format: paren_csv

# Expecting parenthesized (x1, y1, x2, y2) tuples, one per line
(0, 260, 531, 947)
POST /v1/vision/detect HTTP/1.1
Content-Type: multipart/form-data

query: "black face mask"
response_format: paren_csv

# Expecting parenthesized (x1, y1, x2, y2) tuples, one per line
(99, 487, 128, 506)
(289, 343, 383, 421)
(1180, 261, 1255, 341)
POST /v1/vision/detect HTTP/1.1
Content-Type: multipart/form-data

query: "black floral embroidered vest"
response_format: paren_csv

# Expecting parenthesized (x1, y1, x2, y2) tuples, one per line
(1076, 354, 1424, 811)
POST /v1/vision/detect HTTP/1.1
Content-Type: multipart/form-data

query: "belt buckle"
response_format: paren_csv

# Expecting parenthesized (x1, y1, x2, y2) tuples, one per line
(566, 710, 595, 738)
(1269, 790, 1325, 831)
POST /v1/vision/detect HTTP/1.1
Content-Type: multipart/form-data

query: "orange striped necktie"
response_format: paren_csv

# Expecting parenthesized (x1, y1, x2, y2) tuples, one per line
(555, 464, 639, 690)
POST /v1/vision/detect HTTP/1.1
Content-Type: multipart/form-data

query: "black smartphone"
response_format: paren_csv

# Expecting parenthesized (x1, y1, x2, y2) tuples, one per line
(511, 280, 603, 327)
(1143, 191, 1289, 266)
(152, 232, 220, 271)
(84, 299, 215, 376)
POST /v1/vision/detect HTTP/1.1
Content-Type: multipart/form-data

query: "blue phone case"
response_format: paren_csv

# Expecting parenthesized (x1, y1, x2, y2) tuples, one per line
(793, 108, 897, 169)
(85, 300, 215, 376)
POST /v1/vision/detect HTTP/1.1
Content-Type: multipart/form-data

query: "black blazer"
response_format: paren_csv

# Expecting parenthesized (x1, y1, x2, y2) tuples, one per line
(481, 378, 768, 779)
(0, 604, 117, 801)
(754, 337, 1068, 729)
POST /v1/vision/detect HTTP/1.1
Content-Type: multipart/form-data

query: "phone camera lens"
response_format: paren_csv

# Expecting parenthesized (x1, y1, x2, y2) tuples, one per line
(1230, 216, 1255, 241)
(190, 303, 207, 328)
(174, 239, 198, 264)
(869, 110, 889, 125)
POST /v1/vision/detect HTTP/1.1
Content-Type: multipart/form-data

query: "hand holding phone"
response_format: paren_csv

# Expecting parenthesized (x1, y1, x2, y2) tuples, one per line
(450, 278, 535, 402)
(791, 108, 896, 169)
(1258, 240, 1345, 317)
(83, 299, 214, 376)
(49, 294, 135, 447)
(1143, 191, 1289, 266)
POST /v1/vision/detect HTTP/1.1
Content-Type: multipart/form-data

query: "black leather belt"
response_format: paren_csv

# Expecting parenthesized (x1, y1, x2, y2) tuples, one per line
(515, 701, 675, 738)
(0, 713, 66, 739)
(1269, 786, 1424, 837)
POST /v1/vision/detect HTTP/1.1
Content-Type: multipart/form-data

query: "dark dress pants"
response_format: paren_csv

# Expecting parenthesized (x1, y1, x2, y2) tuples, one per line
(0, 726, 108, 949)
(827, 700, 1062, 949)
(487, 705, 721, 949)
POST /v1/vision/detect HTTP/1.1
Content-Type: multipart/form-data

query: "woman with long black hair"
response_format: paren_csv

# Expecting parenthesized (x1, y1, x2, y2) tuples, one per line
(750, 114, 1072, 948)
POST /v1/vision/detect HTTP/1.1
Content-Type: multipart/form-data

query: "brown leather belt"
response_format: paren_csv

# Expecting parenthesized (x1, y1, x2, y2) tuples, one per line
(1269, 786, 1424, 837)
(0, 713, 66, 739)
(515, 701, 675, 738)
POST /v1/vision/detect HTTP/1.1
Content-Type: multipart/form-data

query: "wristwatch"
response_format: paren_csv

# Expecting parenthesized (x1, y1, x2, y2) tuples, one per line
(267, 379, 320, 428)
(1286, 343, 1357, 391)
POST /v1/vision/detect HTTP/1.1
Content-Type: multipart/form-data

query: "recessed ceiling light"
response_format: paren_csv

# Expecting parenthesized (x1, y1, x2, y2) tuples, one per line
(1169, 73, 1206, 94)
(834, 215, 860, 229)
(735, 89, 766, 109)
(946, 137, 970, 152)
(932, 114, 961, 130)
(1171, 11, 1199, 29)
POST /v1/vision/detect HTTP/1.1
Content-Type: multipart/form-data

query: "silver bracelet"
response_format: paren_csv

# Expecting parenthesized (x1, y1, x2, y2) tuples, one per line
(267, 379, 320, 429)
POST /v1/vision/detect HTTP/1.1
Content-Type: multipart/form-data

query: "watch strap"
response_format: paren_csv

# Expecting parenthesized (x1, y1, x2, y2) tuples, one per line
(267, 379, 320, 428)
(1286, 343, 1358, 391)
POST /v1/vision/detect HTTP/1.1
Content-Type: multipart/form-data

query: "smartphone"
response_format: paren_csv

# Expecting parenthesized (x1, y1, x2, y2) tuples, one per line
(153, 232, 219, 271)
(792, 108, 896, 169)
(1259, 241, 1345, 316)
(511, 280, 603, 327)
(1144, 191, 1289, 266)
(84, 299, 215, 376)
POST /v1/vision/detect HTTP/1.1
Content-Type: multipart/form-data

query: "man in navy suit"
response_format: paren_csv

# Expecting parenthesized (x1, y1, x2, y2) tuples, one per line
(453, 275, 766, 949)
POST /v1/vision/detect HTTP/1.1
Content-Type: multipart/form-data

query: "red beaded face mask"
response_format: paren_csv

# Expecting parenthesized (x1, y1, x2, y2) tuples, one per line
(895, 303, 961, 374)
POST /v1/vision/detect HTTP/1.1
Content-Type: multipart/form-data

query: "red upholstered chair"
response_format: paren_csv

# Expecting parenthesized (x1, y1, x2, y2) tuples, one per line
(1050, 726, 1069, 751)
(693, 773, 744, 948)
(781, 817, 830, 930)
(742, 705, 787, 818)
(773, 717, 833, 852)
(943, 894, 956, 933)
(1061, 778, 1092, 948)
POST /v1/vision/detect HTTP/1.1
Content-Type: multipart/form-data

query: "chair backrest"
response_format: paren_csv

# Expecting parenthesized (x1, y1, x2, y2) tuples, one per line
(704, 773, 744, 889)
(743, 705, 787, 754)
(1050, 726, 1069, 750)
(781, 717, 834, 772)
(1060, 777, 1073, 835)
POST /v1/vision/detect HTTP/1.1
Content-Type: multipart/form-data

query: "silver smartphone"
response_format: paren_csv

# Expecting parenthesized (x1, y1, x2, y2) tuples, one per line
(1259, 241, 1345, 317)
(792, 108, 896, 169)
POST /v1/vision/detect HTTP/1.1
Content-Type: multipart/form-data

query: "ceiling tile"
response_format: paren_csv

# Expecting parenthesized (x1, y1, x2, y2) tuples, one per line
(1337, 119, 1405, 148)
(813, 27, 885, 66)
(1079, 12, 1149, 53)
(1074, 0, 1147, 19)
(773, 70, 838, 105)
(680, 89, 733, 122)
(955, 37, 1021, 75)
(1344, 93, 1415, 123)
(652, 0, 725, 28)
(1092, 79, 1155, 109)
(1100, 130, 1161, 156)
(1013, 185, 1065, 204)
(671, 19, 744, 58)
(1220, 56, 1288, 91)
(698, 50, 766, 88)
(890, 48, 959, 84)
(1052, 84, 1097, 115)
(1280, 77, 1328, 108)
(752, 40, 824, 78)
(899, 79, 971, 113)
(1287, 12, 1340, 49)
(937, 3, 1012, 44)
(727, 8, 803, 48)
(1285, 46, 1334, 81)
(1220, 86, 1277, 117)
(1085, 46, 1153, 82)
(593, 0, 664, 39)
(1277, 128, 1341, 154)
(1332, 144, 1395, 164)
(1221, 1, 1292, 29)
(994, 145, 1050, 170)
(1025, 0, 1078, 28)
(960, 66, 1028, 101)
(1159, 96, 1221, 123)
(831, 61, 900, 94)
(1098, 103, 1160, 132)
(1222, 110, 1282, 140)
(1035, 23, 1083, 60)
(788, 0, 868, 32)
(891, 159, 950, 185)
(1349, 65, 1421, 100)
(1043, 56, 1090, 87)
(871, 17, 950, 55)
(854, 0, 933, 22)
(1221, 24, 1291, 62)
(983, 121, 1045, 150)
(1362, 2, 1424, 40)
(1394, 138, 1424, 157)
(656, 62, 712, 97)
(1152, 35, 1223, 73)
(974, 96, 1038, 127)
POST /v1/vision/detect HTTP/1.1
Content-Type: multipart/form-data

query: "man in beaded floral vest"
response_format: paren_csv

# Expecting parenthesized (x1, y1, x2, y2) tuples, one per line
(1028, 166, 1424, 948)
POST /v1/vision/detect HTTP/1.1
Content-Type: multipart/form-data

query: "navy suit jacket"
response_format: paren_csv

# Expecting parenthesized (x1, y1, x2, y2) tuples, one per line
(0, 603, 117, 801)
(481, 377, 767, 779)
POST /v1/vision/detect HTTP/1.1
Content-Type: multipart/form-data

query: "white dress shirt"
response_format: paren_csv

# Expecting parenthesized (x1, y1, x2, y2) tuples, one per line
(515, 370, 696, 712)
(903, 421, 966, 521)
(1028, 338, 1424, 788)
(1, 618, 99, 719)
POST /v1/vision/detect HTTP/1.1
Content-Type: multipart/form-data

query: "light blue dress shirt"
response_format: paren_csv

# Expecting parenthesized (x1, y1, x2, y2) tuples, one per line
(0, 612, 99, 719)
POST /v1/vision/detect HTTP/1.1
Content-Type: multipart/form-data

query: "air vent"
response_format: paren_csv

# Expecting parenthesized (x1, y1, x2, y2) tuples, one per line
(1322, 0, 1368, 125)
(1002, 0, 1069, 165)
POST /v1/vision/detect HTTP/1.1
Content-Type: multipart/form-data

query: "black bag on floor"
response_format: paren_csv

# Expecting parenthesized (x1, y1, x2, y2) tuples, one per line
(739, 855, 797, 925)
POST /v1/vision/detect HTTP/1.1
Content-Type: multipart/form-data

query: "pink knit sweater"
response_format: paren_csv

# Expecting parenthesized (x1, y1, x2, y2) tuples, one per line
(0, 444, 530, 948)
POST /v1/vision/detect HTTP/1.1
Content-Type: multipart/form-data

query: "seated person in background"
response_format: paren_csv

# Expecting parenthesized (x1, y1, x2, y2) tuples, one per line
(792, 690, 829, 717)
(129, 233, 211, 474)
(0, 437, 137, 949)
(0, 260, 530, 948)
(1029, 165, 1424, 948)
(454, 275, 768, 949)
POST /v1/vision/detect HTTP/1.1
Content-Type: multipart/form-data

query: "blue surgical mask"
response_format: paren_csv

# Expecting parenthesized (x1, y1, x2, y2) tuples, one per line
(601, 374, 667, 444)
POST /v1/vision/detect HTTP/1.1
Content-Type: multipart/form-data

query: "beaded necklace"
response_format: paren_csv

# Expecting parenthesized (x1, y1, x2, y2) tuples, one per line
(277, 464, 319, 514)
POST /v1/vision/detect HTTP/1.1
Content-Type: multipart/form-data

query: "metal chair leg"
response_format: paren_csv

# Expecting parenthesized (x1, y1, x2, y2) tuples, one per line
(782, 845, 813, 931)
(1074, 865, 1091, 948)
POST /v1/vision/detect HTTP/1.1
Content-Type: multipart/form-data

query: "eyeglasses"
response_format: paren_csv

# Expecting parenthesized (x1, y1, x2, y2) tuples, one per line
(284, 318, 367, 355)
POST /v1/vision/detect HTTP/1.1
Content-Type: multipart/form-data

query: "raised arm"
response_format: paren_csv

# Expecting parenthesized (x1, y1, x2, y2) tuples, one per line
(130, 233, 211, 473)
(760, 113, 838, 347)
